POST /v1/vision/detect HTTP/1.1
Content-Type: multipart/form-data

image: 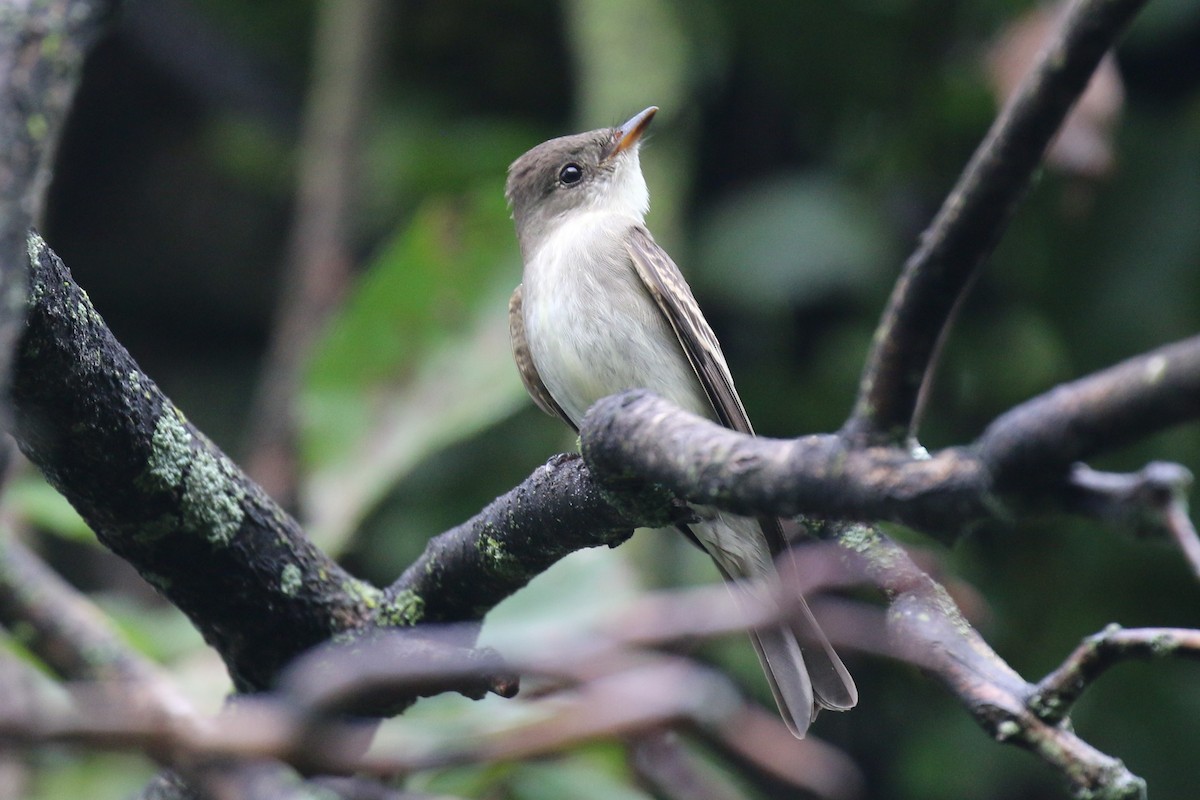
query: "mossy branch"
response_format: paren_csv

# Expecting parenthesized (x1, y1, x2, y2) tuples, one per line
(9, 236, 648, 697)
(0, 0, 116, 397)
(12, 235, 374, 691)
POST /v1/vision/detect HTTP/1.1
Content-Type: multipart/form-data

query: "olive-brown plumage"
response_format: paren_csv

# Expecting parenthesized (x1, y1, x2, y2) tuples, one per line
(506, 107, 857, 736)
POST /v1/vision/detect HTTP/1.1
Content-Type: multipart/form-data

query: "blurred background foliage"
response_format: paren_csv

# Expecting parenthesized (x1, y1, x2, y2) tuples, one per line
(6, 0, 1200, 797)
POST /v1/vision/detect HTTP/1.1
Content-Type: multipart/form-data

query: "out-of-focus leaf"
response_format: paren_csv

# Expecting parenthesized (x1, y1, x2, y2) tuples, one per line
(986, 4, 1123, 179)
(478, 546, 642, 654)
(565, 0, 704, 248)
(408, 759, 515, 799)
(94, 595, 207, 665)
(29, 752, 157, 800)
(508, 754, 654, 800)
(5, 473, 93, 543)
(694, 174, 893, 311)
(301, 186, 527, 551)
(565, 0, 693, 126)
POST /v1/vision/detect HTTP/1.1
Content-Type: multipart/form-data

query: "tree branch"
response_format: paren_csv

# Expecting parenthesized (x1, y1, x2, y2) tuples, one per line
(828, 523, 1146, 799)
(1032, 626, 1200, 725)
(978, 336, 1200, 482)
(387, 453, 647, 624)
(580, 336, 1200, 541)
(0, 586, 867, 795)
(11, 235, 373, 691)
(8, 238, 653, 697)
(0, 0, 115, 397)
(844, 0, 1149, 445)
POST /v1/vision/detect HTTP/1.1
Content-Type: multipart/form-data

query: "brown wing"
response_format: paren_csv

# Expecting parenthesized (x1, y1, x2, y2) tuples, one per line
(626, 227, 786, 555)
(509, 284, 577, 432)
(627, 228, 857, 713)
(626, 226, 753, 435)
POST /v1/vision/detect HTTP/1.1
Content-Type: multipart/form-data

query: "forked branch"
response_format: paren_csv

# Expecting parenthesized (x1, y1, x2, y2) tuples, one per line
(844, 0, 1150, 445)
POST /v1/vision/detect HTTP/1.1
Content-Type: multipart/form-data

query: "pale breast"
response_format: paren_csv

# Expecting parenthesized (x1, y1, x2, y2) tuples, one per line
(522, 213, 713, 427)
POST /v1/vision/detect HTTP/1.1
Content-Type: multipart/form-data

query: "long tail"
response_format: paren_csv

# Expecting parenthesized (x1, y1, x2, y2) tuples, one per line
(692, 512, 857, 738)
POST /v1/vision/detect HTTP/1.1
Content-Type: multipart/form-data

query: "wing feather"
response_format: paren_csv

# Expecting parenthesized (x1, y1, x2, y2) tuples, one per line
(626, 227, 858, 713)
(509, 284, 577, 432)
(626, 226, 753, 436)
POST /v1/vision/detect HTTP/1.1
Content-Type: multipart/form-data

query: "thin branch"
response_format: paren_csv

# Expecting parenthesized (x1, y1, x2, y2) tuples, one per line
(700, 707, 865, 800)
(1062, 462, 1199, 570)
(277, 628, 519, 718)
(844, 0, 1150, 445)
(387, 453, 650, 624)
(6, 240, 665, 700)
(978, 336, 1200, 482)
(1032, 626, 1200, 725)
(1164, 498, 1200, 581)
(1, 552, 1163, 800)
(0, 590, 866, 791)
(627, 731, 750, 800)
(827, 523, 1147, 799)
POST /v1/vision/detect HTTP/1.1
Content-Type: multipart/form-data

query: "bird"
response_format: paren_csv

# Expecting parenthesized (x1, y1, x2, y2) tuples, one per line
(505, 106, 856, 737)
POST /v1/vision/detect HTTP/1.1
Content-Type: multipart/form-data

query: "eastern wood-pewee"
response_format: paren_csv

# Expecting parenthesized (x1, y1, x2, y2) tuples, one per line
(506, 107, 857, 737)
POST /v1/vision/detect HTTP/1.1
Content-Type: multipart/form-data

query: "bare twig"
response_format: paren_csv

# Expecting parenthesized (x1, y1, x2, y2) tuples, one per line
(830, 523, 1147, 799)
(0, 526, 1174, 800)
(627, 730, 750, 800)
(1032, 626, 1200, 725)
(701, 706, 865, 800)
(278, 628, 519, 718)
(1164, 499, 1200, 581)
(387, 453, 647, 624)
(978, 336, 1200, 482)
(1063, 462, 1200, 574)
(844, 0, 1150, 445)
(0, 586, 868, 792)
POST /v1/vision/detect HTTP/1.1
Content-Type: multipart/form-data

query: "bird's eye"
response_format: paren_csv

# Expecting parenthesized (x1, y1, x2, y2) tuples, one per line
(558, 163, 583, 185)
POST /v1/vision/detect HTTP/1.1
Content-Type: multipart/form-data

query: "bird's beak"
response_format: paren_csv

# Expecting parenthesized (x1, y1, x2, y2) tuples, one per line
(603, 106, 658, 161)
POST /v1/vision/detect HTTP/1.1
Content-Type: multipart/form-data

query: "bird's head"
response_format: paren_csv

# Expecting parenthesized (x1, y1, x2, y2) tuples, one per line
(506, 106, 657, 252)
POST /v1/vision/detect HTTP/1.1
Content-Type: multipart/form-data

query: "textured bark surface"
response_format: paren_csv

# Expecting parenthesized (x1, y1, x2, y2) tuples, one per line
(389, 453, 642, 623)
(12, 236, 374, 690)
(0, 0, 114, 402)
